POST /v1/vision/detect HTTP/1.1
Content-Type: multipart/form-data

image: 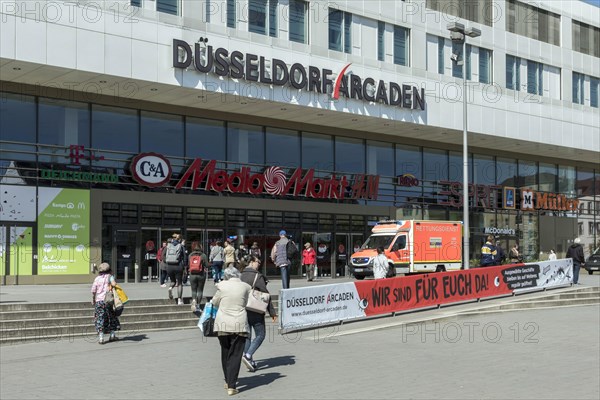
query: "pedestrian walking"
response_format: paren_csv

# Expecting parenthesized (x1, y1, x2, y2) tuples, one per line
(212, 267, 252, 396)
(210, 240, 225, 283)
(249, 242, 262, 260)
(91, 262, 120, 344)
(271, 230, 291, 289)
(509, 243, 522, 263)
(224, 240, 236, 270)
(373, 247, 389, 279)
(302, 242, 316, 281)
(157, 240, 168, 287)
(188, 242, 208, 312)
(566, 237, 585, 284)
(181, 238, 190, 286)
(240, 255, 277, 372)
(495, 239, 506, 265)
(548, 249, 557, 261)
(166, 234, 185, 305)
(479, 235, 498, 267)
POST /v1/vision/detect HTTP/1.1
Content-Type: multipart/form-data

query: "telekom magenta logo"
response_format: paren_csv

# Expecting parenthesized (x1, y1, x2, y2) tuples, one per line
(332, 63, 352, 100)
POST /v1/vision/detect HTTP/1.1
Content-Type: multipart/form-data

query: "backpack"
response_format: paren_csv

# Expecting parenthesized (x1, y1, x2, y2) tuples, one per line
(189, 253, 205, 274)
(145, 240, 155, 252)
(286, 240, 299, 260)
(165, 242, 183, 265)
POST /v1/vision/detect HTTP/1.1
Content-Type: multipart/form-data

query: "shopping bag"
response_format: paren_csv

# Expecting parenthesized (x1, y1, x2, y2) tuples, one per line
(198, 302, 218, 337)
(114, 285, 129, 305)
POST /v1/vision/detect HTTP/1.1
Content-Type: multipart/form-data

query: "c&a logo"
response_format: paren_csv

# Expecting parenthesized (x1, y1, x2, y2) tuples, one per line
(131, 153, 172, 188)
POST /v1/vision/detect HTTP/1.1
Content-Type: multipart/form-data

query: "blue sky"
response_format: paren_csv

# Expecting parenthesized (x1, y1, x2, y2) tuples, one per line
(580, 0, 600, 7)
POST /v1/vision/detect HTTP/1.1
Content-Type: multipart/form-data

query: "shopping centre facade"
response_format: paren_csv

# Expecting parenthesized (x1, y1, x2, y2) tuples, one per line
(0, 0, 598, 284)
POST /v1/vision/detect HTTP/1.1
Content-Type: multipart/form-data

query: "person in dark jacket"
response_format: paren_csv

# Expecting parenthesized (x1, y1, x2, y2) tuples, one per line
(495, 239, 506, 265)
(240, 255, 277, 372)
(479, 235, 497, 267)
(188, 242, 208, 313)
(566, 237, 585, 284)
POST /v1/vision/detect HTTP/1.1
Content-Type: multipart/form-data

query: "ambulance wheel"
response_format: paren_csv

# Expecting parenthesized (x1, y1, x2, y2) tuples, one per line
(435, 266, 446, 273)
(354, 275, 365, 280)
(588, 270, 594, 275)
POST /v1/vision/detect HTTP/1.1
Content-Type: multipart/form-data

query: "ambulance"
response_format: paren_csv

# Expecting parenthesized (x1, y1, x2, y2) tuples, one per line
(350, 220, 462, 279)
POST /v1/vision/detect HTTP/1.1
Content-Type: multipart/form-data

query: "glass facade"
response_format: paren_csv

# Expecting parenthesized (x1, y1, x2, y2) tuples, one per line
(289, 0, 307, 44)
(1, 91, 599, 278)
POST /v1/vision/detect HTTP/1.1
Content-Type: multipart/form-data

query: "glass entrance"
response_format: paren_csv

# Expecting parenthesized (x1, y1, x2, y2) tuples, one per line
(141, 228, 159, 282)
(1, 223, 36, 283)
(114, 230, 138, 281)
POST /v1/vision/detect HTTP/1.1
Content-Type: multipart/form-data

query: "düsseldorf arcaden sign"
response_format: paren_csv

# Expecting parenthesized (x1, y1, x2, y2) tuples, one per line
(172, 39, 425, 110)
(130, 153, 380, 201)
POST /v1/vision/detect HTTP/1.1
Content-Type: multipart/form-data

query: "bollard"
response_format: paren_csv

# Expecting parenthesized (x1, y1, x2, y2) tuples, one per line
(148, 266, 153, 283)
(134, 263, 140, 283)
(124, 267, 129, 283)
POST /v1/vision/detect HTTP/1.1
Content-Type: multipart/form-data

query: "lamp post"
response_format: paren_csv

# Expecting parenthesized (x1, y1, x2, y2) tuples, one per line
(447, 22, 481, 270)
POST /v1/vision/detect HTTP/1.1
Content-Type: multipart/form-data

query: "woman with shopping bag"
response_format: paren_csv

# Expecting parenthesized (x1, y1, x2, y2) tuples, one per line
(91, 263, 121, 344)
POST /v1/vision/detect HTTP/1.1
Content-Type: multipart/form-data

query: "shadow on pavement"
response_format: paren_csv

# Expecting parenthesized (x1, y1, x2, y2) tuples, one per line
(118, 334, 149, 342)
(256, 355, 296, 370)
(237, 372, 286, 391)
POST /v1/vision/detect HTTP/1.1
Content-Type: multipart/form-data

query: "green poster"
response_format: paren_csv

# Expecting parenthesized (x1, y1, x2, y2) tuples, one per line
(37, 188, 90, 275)
(9, 227, 33, 276)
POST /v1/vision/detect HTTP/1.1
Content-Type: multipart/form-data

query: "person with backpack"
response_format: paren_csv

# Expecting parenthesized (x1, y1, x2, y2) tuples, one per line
(165, 234, 185, 305)
(270, 230, 295, 289)
(209, 240, 224, 283)
(188, 241, 208, 312)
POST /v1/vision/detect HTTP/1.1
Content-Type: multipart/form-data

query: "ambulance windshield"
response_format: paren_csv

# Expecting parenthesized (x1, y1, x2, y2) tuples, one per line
(361, 235, 395, 250)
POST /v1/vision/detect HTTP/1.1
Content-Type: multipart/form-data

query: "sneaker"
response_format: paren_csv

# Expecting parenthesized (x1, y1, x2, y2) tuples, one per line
(168, 287, 173, 300)
(251, 360, 258, 370)
(242, 354, 256, 372)
(191, 299, 197, 312)
(227, 388, 239, 396)
(160, 284, 167, 288)
(98, 333, 105, 344)
(109, 332, 117, 342)
(177, 298, 184, 305)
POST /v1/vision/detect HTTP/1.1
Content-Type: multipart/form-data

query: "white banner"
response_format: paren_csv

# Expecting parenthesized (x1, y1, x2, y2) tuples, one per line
(511, 258, 573, 293)
(279, 282, 365, 331)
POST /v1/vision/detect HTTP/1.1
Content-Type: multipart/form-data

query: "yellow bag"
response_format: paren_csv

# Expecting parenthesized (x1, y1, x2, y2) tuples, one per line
(114, 285, 129, 304)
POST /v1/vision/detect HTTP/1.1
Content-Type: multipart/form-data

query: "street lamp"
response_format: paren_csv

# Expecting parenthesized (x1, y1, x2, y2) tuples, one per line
(447, 22, 481, 270)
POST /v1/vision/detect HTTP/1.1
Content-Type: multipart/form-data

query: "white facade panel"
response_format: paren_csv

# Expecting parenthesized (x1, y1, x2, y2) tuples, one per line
(76, 29, 104, 73)
(47, 23, 76, 69)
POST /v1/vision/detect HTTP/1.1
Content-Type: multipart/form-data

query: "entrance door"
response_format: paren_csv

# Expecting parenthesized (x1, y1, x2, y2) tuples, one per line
(0, 223, 36, 284)
(141, 228, 159, 281)
(114, 230, 138, 281)
(334, 234, 349, 277)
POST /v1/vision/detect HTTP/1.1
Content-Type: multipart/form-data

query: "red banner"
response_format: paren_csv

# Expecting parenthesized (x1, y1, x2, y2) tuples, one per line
(353, 266, 514, 316)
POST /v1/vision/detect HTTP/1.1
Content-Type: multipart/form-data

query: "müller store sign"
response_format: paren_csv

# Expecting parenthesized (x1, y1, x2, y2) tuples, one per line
(131, 153, 379, 201)
(172, 39, 426, 110)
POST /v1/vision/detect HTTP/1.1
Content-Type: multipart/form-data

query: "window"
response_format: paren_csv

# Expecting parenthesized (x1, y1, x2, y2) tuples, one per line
(302, 132, 333, 171)
(156, 0, 178, 16)
(539, 163, 557, 192)
(186, 118, 226, 161)
(329, 9, 351, 53)
(377, 21, 385, 61)
(227, 123, 264, 165)
(130, 0, 141, 7)
(437, 37, 445, 74)
(527, 60, 543, 96)
(573, 20, 600, 58)
(335, 137, 365, 174)
(506, 55, 520, 91)
(393, 26, 409, 66)
(38, 98, 89, 163)
(289, 0, 307, 44)
(478, 48, 492, 84)
(506, 0, 560, 46)
(591, 78, 599, 108)
(465, 44, 471, 80)
(91, 105, 138, 153)
(451, 41, 462, 78)
(141, 111, 184, 157)
(426, 0, 493, 27)
(0, 92, 36, 162)
(227, 0, 236, 28)
(573, 72, 585, 105)
(266, 128, 300, 168)
(249, 0, 278, 37)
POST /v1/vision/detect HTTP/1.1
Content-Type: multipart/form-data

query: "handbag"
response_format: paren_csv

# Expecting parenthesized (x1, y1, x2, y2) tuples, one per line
(114, 285, 129, 304)
(245, 274, 270, 314)
(113, 288, 124, 311)
(104, 276, 115, 307)
(198, 302, 218, 337)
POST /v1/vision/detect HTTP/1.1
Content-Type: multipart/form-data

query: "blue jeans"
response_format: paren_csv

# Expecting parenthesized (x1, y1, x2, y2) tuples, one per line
(212, 261, 223, 282)
(280, 265, 290, 289)
(244, 311, 266, 358)
(573, 261, 581, 284)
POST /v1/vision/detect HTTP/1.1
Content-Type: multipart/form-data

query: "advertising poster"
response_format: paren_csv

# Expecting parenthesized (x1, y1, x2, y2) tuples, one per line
(280, 259, 573, 332)
(37, 188, 90, 275)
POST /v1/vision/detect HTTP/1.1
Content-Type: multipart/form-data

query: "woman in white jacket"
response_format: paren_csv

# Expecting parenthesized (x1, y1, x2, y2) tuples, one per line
(373, 247, 389, 279)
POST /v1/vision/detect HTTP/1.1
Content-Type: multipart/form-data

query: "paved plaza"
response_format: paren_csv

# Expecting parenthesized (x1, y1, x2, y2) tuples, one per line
(1, 278, 599, 399)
